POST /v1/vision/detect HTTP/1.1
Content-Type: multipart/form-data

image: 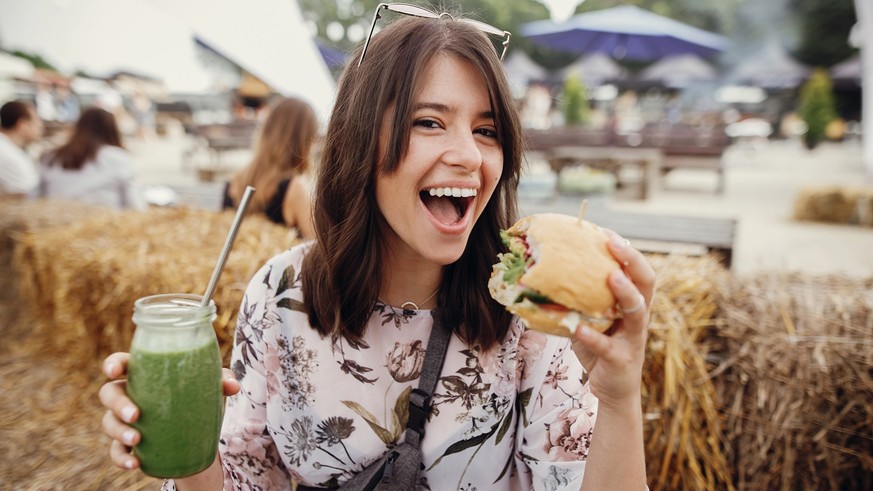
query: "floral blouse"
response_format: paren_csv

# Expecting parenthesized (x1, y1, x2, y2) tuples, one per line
(165, 243, 598, 490)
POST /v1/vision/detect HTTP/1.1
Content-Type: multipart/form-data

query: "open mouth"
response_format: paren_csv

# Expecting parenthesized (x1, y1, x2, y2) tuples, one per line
(420, 187, 477, 225)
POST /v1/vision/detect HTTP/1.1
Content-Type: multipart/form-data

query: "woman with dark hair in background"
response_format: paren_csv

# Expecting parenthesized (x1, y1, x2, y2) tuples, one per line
(38, 106, 145, 210)
(223, 96, 319, 239)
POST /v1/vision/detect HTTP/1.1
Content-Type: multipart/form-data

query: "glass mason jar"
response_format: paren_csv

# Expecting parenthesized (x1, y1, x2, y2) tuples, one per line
(127, 293, 223, 478)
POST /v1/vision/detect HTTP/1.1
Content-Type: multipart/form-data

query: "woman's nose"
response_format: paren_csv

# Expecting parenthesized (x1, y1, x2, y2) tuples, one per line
(442, 132, 483, 171)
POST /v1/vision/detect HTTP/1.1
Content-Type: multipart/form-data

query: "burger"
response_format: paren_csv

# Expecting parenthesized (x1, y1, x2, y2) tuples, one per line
(488, 213, 622, 337)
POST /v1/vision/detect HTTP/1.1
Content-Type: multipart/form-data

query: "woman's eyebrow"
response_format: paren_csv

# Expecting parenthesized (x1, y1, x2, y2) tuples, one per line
(413, 102, 494, 120)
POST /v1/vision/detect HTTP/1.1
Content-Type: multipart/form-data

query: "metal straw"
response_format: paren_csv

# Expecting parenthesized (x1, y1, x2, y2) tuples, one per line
(201, 186, 255, 306)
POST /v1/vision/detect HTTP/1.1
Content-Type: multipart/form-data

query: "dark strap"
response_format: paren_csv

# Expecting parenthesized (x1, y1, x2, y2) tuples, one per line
(404, 309, 451, 447)
(297, 310, 452, 491)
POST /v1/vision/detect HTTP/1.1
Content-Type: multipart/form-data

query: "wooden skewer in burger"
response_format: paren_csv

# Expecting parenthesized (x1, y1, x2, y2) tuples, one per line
(488, 201, 624, 337)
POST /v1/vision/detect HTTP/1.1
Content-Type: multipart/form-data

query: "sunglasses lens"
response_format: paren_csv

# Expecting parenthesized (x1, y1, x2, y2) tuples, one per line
(386, 4, 438, 18)
(461, 19, 503, 37)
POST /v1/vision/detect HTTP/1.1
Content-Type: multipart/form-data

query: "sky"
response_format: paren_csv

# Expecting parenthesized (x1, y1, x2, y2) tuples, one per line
(541, 0, 583, 22)
(0, 0, 336, 119)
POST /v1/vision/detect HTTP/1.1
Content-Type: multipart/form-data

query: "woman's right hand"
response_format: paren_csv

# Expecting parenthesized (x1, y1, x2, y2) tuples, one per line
(98, 352, 241, 471)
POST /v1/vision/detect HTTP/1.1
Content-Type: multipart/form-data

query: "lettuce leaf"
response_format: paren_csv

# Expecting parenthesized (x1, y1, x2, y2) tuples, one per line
(498, 231, 529, 284)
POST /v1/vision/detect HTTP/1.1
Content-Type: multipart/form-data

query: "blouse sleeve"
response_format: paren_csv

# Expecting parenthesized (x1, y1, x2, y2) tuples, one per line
(514, 328, 598, 491)
(162, 261, 293, 491)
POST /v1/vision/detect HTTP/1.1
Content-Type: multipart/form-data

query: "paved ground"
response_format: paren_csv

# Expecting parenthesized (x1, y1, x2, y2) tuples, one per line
(127, 134, 873, 279)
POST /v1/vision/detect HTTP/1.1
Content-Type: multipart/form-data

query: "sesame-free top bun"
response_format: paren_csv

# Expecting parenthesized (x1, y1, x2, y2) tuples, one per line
(508, 213, 621, 322)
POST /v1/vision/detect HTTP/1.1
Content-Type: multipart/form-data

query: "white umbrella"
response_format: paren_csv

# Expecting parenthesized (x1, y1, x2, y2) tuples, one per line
(830, 55, 861, 84)
(560, 52, 626, 86)
(726, 43, 811, 89)
(144, 0, 335, 119)
(503, 51, 549, 86)
(638, 54, 718, 88)
(0, 0, 335, 119)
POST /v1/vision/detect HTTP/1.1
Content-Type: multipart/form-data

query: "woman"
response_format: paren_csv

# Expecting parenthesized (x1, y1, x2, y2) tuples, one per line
(38, 107, 145, 209)
(100, 8, 653, 490)
(223, 96, 318, 239)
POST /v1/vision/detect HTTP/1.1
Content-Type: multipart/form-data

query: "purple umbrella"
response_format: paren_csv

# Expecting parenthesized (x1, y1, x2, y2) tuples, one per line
(521, 5, 729, 62)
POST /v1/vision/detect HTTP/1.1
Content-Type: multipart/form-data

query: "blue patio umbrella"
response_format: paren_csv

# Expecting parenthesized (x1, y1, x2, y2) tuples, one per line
(316, 39, 350, 68)
(521, 5, 729, 62)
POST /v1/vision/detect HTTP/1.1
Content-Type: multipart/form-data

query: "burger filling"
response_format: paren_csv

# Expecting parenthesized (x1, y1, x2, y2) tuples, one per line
(489, 230, 614, 333)
(491, 230, 563, 309)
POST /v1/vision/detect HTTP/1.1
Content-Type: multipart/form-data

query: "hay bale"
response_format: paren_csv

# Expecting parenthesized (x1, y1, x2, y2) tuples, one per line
(712, 272, 873, 490)
(13, 206, 299, 364)
(643, 253, 735, 491)
(6, 211, 871, 490)
(0, 199, 111, 340)
(793, 185, 873, 226)
(0, 199, 108, 282)
(0, 342, 159, 490)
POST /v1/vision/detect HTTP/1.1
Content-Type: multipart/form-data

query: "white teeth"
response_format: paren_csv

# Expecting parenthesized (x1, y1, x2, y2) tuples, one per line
(427, 187, 478, 197)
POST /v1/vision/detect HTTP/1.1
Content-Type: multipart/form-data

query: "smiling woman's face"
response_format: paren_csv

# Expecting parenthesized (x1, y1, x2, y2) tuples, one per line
(375, 54, 504, 268)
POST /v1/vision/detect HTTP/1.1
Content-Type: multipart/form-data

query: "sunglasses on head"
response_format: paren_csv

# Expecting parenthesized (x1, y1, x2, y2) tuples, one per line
(358, 3, 512, 68)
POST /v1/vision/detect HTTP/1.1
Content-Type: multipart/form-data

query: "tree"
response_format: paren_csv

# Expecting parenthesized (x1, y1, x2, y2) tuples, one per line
(10, 50, 56, 71)
(573, 0, 726, 34)
(295, 0, 558, 65)
(789, 0, 857, 68)
(562, 73, 589, 126)
(797, 68, 838, 149)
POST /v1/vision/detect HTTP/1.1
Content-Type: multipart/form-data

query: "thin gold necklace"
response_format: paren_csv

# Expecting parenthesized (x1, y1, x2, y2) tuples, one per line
(393, 287, 439, 311)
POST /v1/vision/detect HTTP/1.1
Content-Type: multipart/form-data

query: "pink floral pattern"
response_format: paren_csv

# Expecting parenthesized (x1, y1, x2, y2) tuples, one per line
(163, 244, 598, 491)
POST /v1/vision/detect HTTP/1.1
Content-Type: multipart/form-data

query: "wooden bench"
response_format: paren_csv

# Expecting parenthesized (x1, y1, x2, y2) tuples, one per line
(525, 124, 729, 194)
(186, 121, 259, 180)
(545, 146, 663, 200)
(585, 208, 737, 266)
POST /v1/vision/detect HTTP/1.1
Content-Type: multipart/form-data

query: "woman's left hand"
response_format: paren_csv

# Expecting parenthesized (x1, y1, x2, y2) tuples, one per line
(571, 230, 656, 408)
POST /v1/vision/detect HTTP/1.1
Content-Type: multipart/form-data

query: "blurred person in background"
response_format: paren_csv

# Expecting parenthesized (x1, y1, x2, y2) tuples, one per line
(223, 96, 318, 239)
(54, 85, 81, 124)
(37, 107, 145, 210)
(0, 100, 43, 199)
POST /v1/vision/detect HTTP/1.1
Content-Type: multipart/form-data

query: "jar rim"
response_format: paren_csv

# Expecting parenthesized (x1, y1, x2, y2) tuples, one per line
(133, 293, 216, 328)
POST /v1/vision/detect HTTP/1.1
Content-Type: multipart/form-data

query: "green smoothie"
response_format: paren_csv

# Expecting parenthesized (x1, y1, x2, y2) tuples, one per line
(127, 338, 222, 478)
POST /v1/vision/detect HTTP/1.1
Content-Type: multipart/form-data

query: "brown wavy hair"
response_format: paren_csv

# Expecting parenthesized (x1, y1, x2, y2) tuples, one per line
(302, 15, 523, 349)
(46, 107, 122, 170)
(227, 97, 319, 215)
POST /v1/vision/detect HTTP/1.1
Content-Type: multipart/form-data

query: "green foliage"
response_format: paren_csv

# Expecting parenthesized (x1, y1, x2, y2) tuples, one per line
(798, 68, 838, 149)
(788, 0, 857, 67)
(9, 50, 55, 71)
(573, 0, 725, 34)
(562, 73, 588, 127)
(296, 0, 552, 53)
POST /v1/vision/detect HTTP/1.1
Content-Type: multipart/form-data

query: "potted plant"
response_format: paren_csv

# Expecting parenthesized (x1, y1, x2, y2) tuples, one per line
(797, 68, 837, 150)
(562, 72, 589, 127)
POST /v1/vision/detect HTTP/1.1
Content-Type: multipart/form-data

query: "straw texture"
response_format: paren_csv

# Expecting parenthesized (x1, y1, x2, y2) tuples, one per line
(793, 185, 873, 227)
(2, 201, 871, 489)
(12, 204, 298, 365)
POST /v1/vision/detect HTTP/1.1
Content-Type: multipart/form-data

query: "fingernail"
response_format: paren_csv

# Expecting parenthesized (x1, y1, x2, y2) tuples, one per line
(614, 272, 630, 286)
(121, 406, 137, 423)
(104, 362, 118, 377)
(577, 325, 593, 339)
(123, 430, 137, 445)
(610, 236, 626, 249)
(124, 459, 136, 470)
